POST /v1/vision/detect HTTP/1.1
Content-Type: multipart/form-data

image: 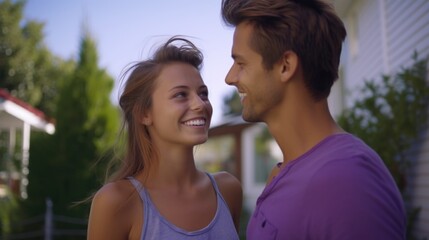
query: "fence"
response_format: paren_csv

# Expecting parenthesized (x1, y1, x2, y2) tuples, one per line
(1, 199, 87, 240)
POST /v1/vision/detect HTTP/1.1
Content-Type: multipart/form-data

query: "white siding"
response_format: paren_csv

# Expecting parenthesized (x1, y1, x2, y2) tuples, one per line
(386, 0, 429, 70)
(336, 0, 429, 237)
(339, 0, 386, 107)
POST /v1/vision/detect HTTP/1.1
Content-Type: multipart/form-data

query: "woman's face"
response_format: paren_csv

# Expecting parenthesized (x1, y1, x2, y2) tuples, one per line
(144, 62, 212, 148)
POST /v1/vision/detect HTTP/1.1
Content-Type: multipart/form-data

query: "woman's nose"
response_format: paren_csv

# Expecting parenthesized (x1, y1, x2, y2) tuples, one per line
(191, 95, 205, 111)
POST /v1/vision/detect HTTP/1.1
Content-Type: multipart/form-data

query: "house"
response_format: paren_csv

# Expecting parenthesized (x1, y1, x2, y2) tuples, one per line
(0, 88, 55, 199)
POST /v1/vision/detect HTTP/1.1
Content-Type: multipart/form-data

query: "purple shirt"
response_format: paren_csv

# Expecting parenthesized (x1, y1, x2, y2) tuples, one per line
(247, 133, 406, 240)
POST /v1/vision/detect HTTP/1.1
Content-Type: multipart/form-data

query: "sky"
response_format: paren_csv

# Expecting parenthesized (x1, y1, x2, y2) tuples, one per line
(23, 0, 236, 126)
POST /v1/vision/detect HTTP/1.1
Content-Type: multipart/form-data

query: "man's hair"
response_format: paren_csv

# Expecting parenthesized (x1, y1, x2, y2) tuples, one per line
(221, 0, 347, 100)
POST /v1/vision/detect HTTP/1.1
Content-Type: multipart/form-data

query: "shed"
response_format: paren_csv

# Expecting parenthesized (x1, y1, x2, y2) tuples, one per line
(0, 88, 55, 199)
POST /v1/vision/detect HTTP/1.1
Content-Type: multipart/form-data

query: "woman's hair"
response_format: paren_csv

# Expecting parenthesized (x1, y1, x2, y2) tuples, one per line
(108, 36, 204, 183)
(221, 0, 346, 100)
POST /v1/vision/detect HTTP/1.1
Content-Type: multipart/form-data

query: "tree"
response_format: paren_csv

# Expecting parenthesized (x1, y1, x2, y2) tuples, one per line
(26, 32, 119, 222)
(0, 0, 72, 116)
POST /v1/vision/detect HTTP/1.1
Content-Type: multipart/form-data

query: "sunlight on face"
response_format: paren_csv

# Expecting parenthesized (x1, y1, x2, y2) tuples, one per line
(147, 62, 213, 147)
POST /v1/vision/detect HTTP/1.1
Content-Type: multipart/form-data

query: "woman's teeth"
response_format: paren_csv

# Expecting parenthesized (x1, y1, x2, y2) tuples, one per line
(184, 119, 206, 126)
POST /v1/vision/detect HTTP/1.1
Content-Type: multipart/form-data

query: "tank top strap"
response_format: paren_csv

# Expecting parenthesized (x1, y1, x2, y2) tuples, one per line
(205, 172, 227, 202)
(127, 176, 149, 202)
(205, 173, 219, 192)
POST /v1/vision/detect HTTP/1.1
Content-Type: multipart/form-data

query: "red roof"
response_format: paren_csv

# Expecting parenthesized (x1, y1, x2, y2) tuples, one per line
(0, 88, 51, 122)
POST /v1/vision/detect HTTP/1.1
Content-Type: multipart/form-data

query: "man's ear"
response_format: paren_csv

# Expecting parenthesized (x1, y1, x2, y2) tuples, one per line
(279, 50, 298, 83)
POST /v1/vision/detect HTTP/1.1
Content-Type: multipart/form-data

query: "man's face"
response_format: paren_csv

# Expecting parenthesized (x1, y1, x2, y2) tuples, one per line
(225, 22, 283, 122)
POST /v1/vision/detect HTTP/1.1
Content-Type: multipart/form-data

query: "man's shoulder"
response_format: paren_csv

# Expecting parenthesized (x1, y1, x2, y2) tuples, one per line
(317, 133, 382, 162)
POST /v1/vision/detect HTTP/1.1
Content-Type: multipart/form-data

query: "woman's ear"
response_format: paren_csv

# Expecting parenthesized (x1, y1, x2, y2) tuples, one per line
(279, 50, 298, 83)
(140, 114, 152, 126)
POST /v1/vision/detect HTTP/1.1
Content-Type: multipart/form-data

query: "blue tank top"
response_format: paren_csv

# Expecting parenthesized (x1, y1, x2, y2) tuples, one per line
(128, 173, 239, 240)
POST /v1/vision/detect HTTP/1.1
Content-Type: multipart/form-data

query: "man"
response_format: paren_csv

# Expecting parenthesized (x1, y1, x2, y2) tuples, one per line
(221, 0, 406, 239)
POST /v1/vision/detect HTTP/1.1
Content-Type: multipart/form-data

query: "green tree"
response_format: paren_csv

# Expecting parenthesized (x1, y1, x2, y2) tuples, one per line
(25, 32, 119, 223)
(0, 0, 72, 116)
(0, 0, 30, 92)
(338, 54, 429, 240)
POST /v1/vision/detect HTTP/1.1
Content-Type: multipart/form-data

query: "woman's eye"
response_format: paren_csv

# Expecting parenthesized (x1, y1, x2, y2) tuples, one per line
(199, 90, 209, 99)
(174, 92, 187, 98)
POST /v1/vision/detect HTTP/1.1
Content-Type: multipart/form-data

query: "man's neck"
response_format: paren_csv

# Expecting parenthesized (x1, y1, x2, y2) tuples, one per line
(265, 99, 343, 164)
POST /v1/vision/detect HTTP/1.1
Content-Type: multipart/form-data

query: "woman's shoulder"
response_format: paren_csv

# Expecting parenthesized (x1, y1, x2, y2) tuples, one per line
(92, 179, 138, 211)
(211, 171, 242, 193)
(210, 172, 242, 207)
(88, 179, 142, 239)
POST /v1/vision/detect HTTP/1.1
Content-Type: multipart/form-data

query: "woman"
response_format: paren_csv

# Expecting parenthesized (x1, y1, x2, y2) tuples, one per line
(87, 36, 242, 240)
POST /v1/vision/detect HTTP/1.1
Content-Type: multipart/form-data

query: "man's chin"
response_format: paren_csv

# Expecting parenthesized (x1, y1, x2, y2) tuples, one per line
(242, 113, 260, 123)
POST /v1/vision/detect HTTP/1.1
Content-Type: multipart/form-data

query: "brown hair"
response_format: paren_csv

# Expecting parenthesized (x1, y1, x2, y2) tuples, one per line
(109, 36, 204, 183)
(221, 0, 346, 100)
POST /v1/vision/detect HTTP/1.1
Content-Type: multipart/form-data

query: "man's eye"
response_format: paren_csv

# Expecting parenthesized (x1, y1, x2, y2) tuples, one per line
(235, 62, 244, 69)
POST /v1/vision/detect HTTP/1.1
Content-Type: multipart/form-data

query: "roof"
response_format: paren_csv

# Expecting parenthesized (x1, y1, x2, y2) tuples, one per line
(0, 88, 55, 134)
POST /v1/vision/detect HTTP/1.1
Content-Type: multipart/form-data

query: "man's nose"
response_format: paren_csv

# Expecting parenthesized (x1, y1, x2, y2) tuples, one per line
(225, 66, 237, 86)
